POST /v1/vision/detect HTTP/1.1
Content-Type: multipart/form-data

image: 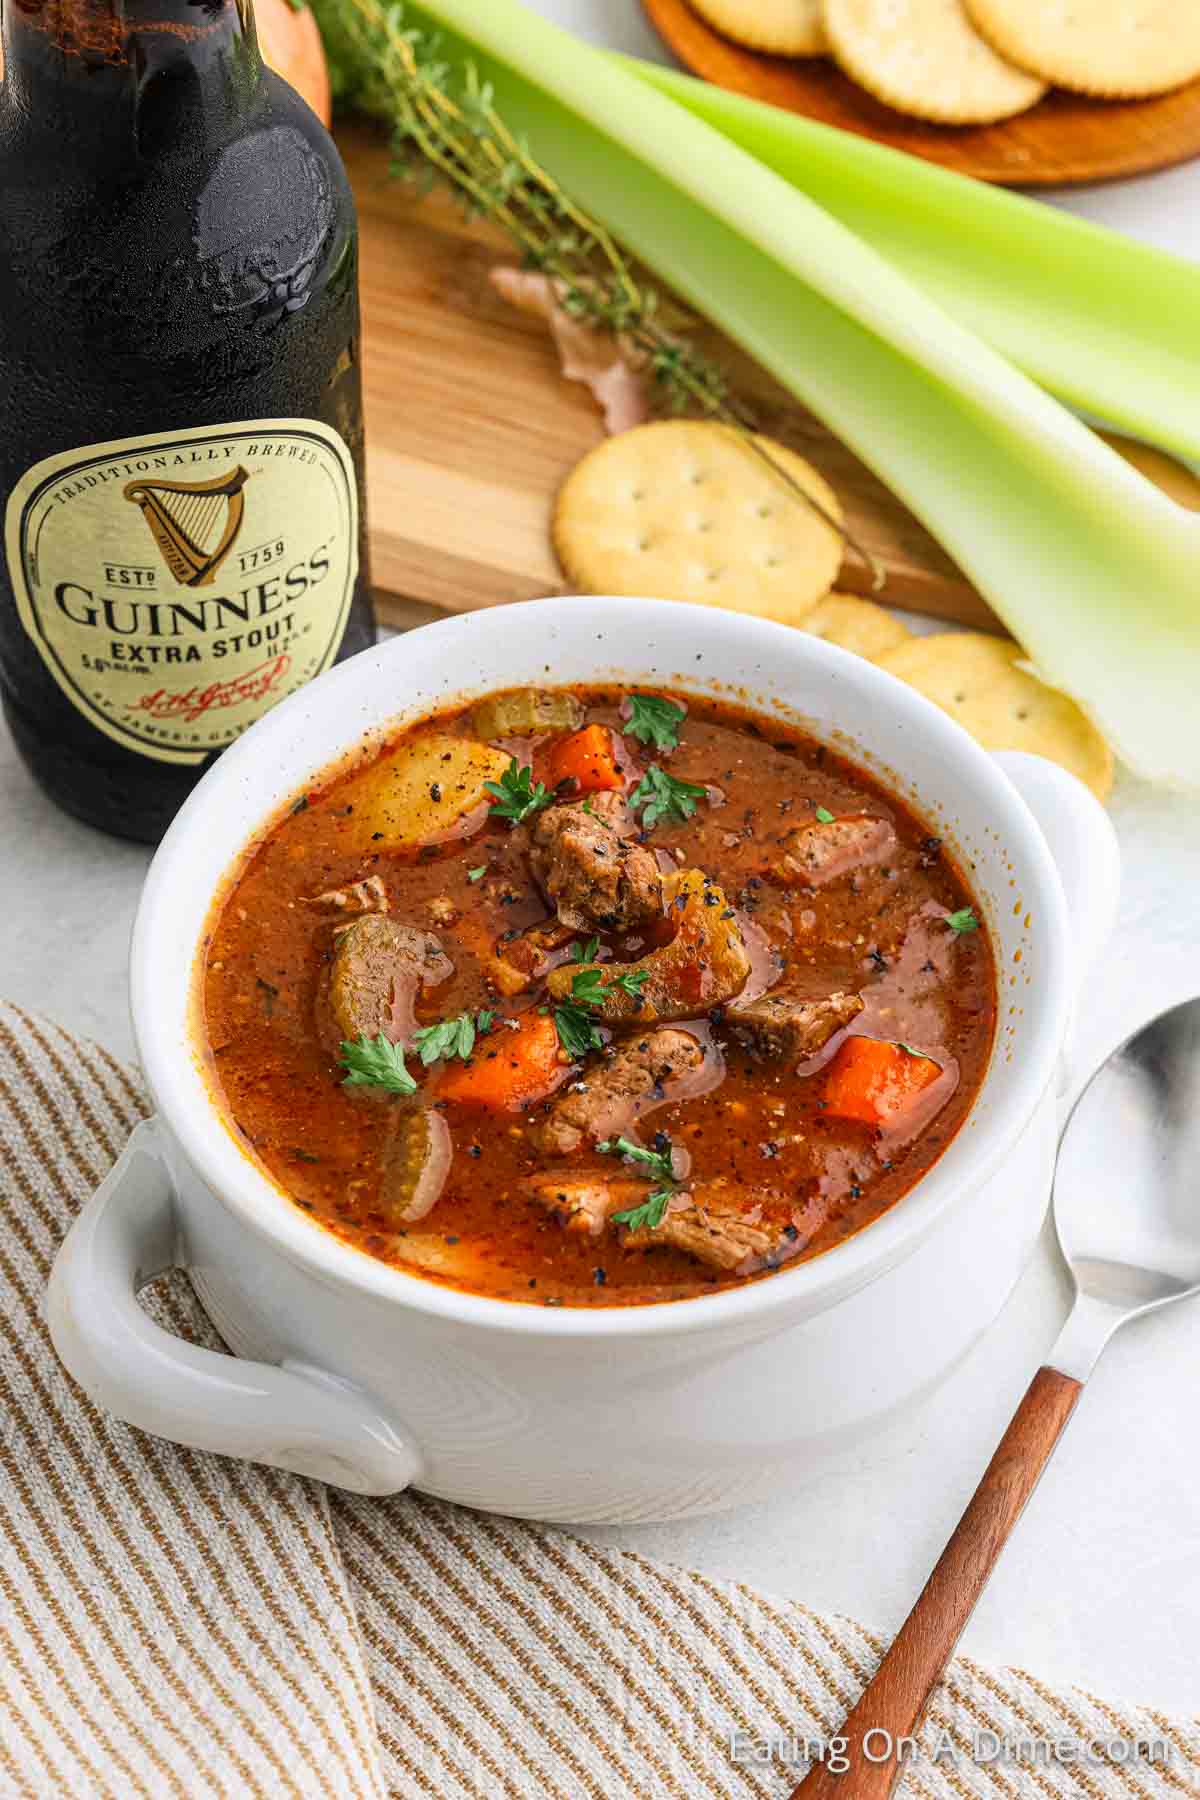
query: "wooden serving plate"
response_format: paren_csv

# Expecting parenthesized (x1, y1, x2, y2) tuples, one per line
(642, 0, 1200, 187)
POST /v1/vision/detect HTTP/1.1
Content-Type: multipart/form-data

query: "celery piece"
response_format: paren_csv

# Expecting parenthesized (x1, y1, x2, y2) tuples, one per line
(625, 60, 1200, 469)
(372, 0, 1200, 785)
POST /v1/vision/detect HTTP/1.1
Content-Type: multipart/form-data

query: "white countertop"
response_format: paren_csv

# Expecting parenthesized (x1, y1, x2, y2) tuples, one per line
(3, 0, 1199, 1719)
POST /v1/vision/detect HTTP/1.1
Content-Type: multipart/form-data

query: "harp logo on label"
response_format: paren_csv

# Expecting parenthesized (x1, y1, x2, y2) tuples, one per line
(5, 420, 359, 767)
(123, 465, 251, 589)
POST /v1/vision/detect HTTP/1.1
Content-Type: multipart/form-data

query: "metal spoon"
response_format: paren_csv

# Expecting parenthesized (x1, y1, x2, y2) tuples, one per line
(792, 996, 1200, 1800)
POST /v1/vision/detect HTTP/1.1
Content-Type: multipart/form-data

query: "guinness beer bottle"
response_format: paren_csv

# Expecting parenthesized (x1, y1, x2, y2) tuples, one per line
(0, 0, 374, 841)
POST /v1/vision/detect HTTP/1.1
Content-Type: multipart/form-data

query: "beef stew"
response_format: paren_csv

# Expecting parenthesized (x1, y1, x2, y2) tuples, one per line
(199, 687, 996, 1307)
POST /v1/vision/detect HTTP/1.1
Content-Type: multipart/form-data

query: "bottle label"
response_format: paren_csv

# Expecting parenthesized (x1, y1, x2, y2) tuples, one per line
(5, 418, 359, 766)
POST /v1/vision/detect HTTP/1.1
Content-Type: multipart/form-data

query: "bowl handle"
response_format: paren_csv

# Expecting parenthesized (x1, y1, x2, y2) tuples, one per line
(46, 1118, 422, 1495)
(990, 751, 1120, 1001)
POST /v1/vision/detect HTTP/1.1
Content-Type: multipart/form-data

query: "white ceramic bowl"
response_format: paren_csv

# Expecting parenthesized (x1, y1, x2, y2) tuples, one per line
(48, 598, 1119, 1522)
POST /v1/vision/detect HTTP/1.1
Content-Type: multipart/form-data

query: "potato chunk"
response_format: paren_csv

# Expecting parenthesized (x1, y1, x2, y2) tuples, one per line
(337, 732, 512, 850)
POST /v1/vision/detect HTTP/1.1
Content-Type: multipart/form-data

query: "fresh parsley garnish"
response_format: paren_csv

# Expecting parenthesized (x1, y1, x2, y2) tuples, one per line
(597, 1134, 677, 1187)
(568, 966, 609, 1008)
(553, 1001, 605, 1059)
(484, 759, 553, 825)
(338, 1033, 417, 1095)
(625, 693, 686, 752)
(467, 864, 487, 882)
(605, 968, 650, 1001)
(555, 944, 654, 1055)
(411, 1009, 495, 1066)
(814, 804, 836, 824)
(630, 764, 707, 831)
(598, 1134, 680, 1231)
(944, 907, 979, 936)
(610, 1190, 673, 1232)
(566, 958, 651, 1015)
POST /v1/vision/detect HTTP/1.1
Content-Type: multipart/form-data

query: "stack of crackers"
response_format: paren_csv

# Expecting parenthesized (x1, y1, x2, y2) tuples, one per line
(688, 0, 1200, 125)
(553, 420, 1113, 798)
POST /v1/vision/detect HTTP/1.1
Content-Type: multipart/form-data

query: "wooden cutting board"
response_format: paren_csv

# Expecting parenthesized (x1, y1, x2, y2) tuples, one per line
(343, 125, 1199, 636)
(642, 0, 1200, 188)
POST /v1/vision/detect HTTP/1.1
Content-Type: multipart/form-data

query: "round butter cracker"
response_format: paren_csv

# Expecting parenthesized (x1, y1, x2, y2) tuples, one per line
(687, 0, 828, 55)
(964, 0, 1200, 98)
(801, 593, 911, 662)
(823, 0, 1047, 123)
(553, 422, 843, 624)
(877, 633, 1113, 800)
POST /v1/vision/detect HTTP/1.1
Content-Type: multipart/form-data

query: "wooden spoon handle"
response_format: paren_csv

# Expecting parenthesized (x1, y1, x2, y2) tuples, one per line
(789, 1366, 1081, 1800)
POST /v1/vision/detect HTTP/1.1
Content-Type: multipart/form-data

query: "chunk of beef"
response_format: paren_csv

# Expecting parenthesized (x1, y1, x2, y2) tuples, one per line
(529, 796, 661, 933)
(772, 815, 896, 888)
(524, 1172, 804, 1275)
(490, 917, 578, 998)
(727, 989, 863, 1061)
(575, 788, 632, 833)
(323, 916, 453, 1048)
(625, 1191, 785, 1274)
(308, 874, 389, 914)
(546, 868, 750, 1024)
(526, 1173, 648, 1238)
(533, 1028, 704, 1157)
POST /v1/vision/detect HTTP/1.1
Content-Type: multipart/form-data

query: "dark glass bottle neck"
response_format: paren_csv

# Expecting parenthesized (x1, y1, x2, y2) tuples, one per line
(2, 0, 264, 147)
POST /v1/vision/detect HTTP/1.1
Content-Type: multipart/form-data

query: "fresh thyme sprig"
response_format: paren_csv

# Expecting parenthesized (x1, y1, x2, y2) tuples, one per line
(319, 0, 883, 588)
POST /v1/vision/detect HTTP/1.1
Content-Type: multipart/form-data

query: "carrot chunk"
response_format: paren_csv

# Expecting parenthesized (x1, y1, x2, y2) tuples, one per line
(822, 1036, 942, 1129)
(435, 1011, 567, 1112)
(544, 724, 624, 795)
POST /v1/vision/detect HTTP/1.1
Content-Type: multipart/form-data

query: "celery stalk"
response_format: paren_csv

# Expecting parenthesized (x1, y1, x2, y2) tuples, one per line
(621, 58, 1200, 466)
(408, 0, 1200, 786)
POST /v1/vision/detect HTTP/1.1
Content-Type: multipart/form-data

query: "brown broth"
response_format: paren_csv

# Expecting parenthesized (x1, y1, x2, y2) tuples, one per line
(199, 689, 996, 1307)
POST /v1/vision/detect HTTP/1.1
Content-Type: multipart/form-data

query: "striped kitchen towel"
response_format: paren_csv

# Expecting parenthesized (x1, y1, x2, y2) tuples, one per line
(0, 1000, 1196, 1799)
